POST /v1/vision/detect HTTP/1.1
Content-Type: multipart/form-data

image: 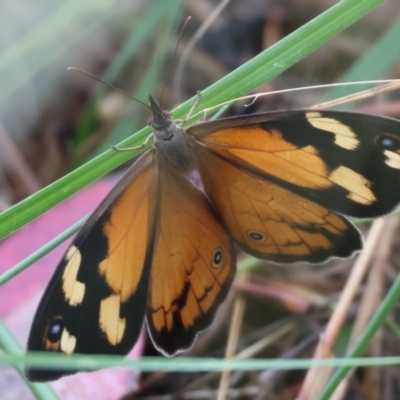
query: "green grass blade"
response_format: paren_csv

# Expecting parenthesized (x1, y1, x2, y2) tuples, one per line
(2, 353, 400, 373)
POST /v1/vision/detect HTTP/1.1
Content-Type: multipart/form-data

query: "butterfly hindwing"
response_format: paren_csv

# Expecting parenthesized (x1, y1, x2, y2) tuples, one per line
(195, 146, 361, 263)
(146, 165, 235, 356)
(26, 150, 158, 381)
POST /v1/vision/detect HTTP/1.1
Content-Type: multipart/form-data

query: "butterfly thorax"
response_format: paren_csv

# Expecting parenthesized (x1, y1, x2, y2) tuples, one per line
(149, 95, 194, 172)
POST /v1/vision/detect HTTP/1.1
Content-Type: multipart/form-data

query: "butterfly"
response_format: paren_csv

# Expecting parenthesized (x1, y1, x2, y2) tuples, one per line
(25, 95, 400, 381)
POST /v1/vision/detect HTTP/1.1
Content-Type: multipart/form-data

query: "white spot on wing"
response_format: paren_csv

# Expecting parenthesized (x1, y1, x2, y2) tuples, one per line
(329, 166, 375, 205)
(384, 150, 400, 169)
(306, 112, 360, 150)
(60, 328, 76, 354)
(99, 294, 126, 345)
(62, 245, 86, 306)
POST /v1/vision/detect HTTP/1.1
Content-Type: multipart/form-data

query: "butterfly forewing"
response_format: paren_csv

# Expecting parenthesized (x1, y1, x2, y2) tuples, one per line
(190, 110, 400, 218)
(26, 151, 158, 381)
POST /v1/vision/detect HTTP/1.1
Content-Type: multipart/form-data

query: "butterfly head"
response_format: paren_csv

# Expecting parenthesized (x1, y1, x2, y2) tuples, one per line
(148, 95, 173, 129)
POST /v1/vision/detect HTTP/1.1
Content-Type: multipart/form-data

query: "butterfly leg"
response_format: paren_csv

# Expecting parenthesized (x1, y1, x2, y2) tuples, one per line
(112, 133, 154, 152)
(175, 91, 203, 125)
(187, 91, 202, 120)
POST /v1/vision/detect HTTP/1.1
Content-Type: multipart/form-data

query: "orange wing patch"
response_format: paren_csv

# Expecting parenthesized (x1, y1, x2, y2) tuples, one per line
(196, 150, 361, 263)
(98, 165, 155, 302)
(147, 169, 235, 355)
(201, 126, 331, 189)
(200, 126, 376, 210)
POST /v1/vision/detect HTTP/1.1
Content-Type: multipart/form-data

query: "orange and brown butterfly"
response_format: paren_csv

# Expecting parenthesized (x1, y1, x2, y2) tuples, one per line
(25, 94, 400, 381)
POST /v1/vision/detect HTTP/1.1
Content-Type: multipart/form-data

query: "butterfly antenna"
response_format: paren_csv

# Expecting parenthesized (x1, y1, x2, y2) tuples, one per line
(159, 16, 192, 107)
(67, 67, 151, 110)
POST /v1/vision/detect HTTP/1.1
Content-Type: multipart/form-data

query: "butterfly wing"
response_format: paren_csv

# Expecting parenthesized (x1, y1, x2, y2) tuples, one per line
(189, 110, 400, 262)
(26, 150, 158, 381)
(146, 165, 235, 356)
